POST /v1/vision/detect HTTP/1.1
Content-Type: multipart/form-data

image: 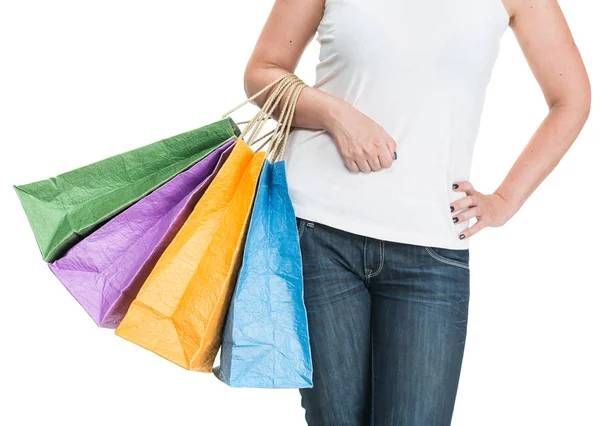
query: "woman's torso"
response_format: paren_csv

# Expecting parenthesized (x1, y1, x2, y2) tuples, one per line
(283, 0, 510, 249)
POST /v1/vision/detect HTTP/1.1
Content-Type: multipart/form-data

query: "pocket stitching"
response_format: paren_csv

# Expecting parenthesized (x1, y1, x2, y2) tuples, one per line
(297, 219, 307, 241)
(425, 246, 470, 270)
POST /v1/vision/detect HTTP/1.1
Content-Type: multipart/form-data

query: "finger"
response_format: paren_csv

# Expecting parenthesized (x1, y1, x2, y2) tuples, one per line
(345, 159, 360, 172)
(385, 136, 397, 163)
(459, 217, 486, 240)
(368, 156, 383, 172)
(344, 158, 360, 172)
(379, 141, 394, 168)
(452, 205, 480, 226)
(379, 153, 393, 169)
(357, 159, 372, 173)
(453, 180, 476, 196)
(450, 194, 477, 213)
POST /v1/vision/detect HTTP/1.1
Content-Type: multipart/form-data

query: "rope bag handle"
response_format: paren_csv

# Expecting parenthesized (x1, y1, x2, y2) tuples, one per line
(222, 72, 307, 162)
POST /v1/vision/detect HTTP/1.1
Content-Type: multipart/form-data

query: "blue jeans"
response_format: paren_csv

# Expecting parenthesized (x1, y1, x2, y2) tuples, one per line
(296, 218, 470, 426)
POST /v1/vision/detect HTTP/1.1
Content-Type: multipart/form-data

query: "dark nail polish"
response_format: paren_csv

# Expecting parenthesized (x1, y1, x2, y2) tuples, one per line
(453, 217, 458, 223)
(393, 151, 397, 160)
(459, 234, 465, 239)
(452, 183, 459, 189)
(450, 206, 455, 213)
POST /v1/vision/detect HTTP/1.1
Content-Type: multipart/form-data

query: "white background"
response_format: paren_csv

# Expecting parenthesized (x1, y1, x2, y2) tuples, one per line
(1, 1, 598, 425)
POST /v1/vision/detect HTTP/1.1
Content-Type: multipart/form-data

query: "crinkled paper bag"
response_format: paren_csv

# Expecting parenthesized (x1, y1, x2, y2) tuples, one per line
(115, 139, 266, 372)
(14, 117, 240, 262)
(213, 159, 313, 388)
(48, 137, 236, 328)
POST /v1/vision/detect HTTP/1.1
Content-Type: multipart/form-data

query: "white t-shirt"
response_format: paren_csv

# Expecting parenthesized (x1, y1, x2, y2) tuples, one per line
(283, 0, 509, 250)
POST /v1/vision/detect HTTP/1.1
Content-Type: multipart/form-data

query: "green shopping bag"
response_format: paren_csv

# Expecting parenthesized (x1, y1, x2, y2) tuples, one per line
(14, 117, 240, 262)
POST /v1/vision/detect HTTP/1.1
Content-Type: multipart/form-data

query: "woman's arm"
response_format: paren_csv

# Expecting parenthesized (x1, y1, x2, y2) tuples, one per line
(452, 0, 591, 239)
(243, 0, 328, 132)
(243, 0, 397, 172)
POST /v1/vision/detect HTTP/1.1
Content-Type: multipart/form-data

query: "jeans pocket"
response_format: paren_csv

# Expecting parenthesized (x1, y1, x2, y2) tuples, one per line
(425, 246, 470, 270)
(296, 217, 307, 241)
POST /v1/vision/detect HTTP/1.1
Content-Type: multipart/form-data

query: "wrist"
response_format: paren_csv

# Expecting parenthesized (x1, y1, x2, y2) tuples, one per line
(493, 190, 519, 221)
(322, 97, 346, 134)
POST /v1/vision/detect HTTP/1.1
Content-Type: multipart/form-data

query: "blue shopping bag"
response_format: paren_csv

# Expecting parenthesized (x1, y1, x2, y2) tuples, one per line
(212, 159, 313, 388)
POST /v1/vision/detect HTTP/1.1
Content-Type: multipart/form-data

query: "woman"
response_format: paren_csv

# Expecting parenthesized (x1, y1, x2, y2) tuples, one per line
(243, 0, 590, 425)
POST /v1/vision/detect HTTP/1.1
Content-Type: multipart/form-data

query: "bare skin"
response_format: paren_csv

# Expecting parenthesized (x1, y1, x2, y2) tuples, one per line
(243, 0, 396, 173)
(452, 0, 590, 239)
(244, 0, 591, 240)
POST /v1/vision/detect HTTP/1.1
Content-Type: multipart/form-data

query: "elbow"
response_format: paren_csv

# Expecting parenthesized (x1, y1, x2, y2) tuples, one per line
(581, 85, 592, 122)
(244, 59, 289, 95)
(243, 61, 290, 106)
(243, 63, 258, 99)
(551, 84, 592, 125)
(577, 87, 592, 127)
(243, 61, 274, 98)
(575, 78, 592, 122)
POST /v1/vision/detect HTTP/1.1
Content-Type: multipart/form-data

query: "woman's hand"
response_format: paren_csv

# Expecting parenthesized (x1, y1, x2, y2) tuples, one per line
(243, 0, 396, 174)
(325, 99, 397, 173)
(449, 181, 515, 240)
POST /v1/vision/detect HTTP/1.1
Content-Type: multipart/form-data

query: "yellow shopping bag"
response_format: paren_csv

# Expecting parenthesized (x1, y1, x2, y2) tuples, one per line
(115, 139, 265, 371)
(115, 73, 302, 371)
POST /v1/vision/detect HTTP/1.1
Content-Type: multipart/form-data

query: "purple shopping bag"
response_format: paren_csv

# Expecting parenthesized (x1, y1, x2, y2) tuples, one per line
(48, 137, 237, 328)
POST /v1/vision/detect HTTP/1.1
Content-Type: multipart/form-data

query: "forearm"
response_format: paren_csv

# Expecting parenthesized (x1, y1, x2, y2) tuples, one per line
(243, 64, 345, 133)
(494, 101, 590, 220)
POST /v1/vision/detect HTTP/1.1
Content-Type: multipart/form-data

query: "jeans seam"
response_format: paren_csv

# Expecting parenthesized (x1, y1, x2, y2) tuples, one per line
(369, 240, 385, 278)
(371, 327, 375, 426)
(425, 246, 470, 270)
(363, 237, 369, 282)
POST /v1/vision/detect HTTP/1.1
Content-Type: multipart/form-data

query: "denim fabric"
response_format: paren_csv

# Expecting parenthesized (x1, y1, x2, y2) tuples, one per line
(296, 217, 470, 426)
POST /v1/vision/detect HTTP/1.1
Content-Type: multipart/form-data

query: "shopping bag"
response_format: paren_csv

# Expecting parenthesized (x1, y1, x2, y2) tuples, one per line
(47, 137, 237, 329)
(14, 117, 240, 262)
(213, 161, 313, 388)
(115, 139, 266, 371)
(115, 72, 306, 373)
(213, 74, 313, 388)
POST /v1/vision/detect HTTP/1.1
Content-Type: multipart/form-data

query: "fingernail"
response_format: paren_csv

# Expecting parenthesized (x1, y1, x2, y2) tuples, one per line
(450, 206, 455, 213)
(453, 217, 458, 223)
(452, 183, 459, 189)
(393, 151, 397, 160)
(459, 234, 465, 239)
